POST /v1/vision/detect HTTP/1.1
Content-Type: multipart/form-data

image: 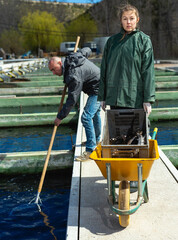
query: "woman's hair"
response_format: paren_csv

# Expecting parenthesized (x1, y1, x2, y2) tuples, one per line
(118, 4, 139, 22)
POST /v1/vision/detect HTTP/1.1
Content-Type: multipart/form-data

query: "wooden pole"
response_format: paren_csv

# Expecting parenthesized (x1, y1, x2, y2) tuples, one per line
(35, 36, 80, 204)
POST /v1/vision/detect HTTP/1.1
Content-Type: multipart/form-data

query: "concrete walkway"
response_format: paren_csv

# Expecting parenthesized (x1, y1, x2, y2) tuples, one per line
(78, 153, 178, 240)
(66, 93, 178, 240)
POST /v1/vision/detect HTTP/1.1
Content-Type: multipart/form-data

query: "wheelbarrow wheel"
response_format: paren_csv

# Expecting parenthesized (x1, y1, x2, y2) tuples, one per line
(118, 180, 130, 227)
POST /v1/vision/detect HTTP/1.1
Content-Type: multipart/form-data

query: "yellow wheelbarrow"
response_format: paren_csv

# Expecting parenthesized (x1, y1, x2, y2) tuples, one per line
(90, 137, 159, 227)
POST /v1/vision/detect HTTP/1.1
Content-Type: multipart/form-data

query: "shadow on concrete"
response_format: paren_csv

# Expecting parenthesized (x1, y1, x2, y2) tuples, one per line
(79, 176, 126, 235)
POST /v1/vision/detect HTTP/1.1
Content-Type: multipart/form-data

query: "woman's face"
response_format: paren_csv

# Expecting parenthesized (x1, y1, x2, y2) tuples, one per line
(121, 10, 139, 33)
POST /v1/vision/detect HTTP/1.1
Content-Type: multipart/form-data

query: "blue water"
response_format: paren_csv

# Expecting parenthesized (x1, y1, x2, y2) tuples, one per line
(150, 120, 178, 145)
(0, 105, 59, 114)
(0, 106, 78, 114)
(0, 125, 76, 153)
(0, 169, 72, 240)
(153, 100, 178, 108)
(0, 126, 76, 239)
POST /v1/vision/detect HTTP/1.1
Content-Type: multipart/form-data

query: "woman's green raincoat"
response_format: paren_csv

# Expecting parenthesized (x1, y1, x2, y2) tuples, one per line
(98, 29, 155, 108)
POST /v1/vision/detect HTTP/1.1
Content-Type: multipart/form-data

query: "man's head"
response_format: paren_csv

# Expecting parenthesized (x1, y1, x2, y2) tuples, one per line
(48, 57, 63, 76)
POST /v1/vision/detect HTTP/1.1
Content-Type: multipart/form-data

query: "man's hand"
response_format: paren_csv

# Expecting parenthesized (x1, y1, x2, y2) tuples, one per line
(54, 118, 62, 126)
(143, 102, 152, 116)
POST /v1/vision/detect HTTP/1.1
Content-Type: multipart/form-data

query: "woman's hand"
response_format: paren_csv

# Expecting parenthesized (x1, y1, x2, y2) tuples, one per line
(100, 101, 106, 111)
(143, 102, 152, 116)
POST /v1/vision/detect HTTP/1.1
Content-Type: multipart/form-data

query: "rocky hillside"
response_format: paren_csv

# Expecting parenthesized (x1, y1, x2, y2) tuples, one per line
(89, 0, 178, 59)
(0, 0, 177, 59)
(0, 0, 91, 30)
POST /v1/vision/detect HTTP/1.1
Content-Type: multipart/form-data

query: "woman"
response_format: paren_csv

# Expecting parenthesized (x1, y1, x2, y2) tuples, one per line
(98, 4, 155, 115)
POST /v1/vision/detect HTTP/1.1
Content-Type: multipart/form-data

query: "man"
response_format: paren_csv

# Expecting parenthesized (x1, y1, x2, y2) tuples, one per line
(48, 47, 101, 161)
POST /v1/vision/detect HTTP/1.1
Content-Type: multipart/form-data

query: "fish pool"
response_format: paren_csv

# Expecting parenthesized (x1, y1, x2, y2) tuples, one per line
(0, 125, 76, 153)
(151, 120, 178, 145)
(0, 125, 76, 240)
(0, 168, 72, 240)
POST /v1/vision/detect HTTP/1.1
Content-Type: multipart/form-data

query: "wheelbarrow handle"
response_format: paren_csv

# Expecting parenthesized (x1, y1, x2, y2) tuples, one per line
(152, 127, 158, 140)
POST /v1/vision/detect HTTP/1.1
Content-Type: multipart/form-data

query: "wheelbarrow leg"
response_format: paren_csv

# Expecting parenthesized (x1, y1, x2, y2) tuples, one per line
(143, 181, 149, 203)
(106, 163, 115, 204)
(138, 163, 149, 202)
(138, 163, 143, 198)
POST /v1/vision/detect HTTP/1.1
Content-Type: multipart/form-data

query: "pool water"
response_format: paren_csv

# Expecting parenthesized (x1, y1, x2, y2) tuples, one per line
(150, 120, 178, 145)
(153, 99, 178, 108)
(0, 106, 78, 114)
(0, 169, 72, 240)
(0, 125, 76, 153)
(0, 126, 76, 240)
(0, 105, 59, 114)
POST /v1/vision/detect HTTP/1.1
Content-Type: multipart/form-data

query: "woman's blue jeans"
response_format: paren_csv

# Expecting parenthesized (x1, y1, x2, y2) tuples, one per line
(81, 95, 101, 152)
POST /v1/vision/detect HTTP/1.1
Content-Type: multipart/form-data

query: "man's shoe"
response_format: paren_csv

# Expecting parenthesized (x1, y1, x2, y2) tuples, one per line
(82, 141, 101, 146)
(75, 151, 91, 162)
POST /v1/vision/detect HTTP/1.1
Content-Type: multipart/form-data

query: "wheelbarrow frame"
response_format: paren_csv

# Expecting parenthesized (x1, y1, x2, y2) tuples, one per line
(106, 162, 148, 216)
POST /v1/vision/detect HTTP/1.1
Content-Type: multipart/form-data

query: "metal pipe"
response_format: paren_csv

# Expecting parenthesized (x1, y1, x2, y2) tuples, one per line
(106, 163, 112, 196)
(138, 163, 143, 197)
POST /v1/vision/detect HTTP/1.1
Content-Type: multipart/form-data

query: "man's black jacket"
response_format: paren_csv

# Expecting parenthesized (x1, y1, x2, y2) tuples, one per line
(57, 47, 100, 120)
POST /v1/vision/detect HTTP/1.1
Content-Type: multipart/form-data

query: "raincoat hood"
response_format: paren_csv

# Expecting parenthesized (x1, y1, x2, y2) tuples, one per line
(64, 47, 92, 69)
